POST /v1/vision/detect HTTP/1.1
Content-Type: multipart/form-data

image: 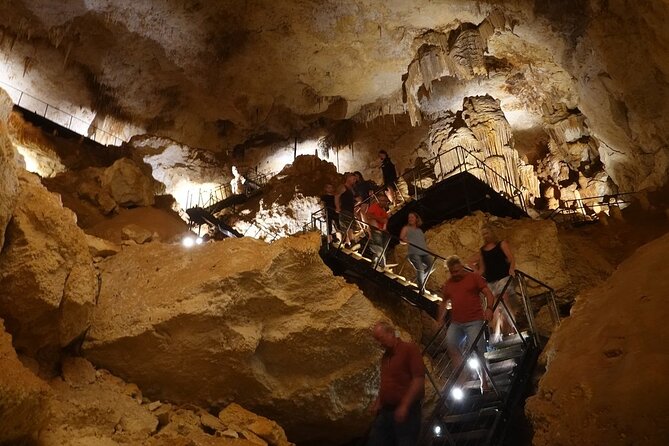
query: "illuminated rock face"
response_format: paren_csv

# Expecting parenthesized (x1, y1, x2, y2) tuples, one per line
(84, 232, 387, 445)
(400, 211, 570, 297)
(0, 172, 97, 357)
(525, 232, 669, 446)
(1, 1, 667, 194)
(0, 89, 19, 248)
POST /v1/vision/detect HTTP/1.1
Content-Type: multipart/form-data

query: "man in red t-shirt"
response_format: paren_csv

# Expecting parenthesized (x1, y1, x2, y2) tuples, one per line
(367, 321, 424, 446)
(366, 194, 390, 269)
(438, 255, 495, 391)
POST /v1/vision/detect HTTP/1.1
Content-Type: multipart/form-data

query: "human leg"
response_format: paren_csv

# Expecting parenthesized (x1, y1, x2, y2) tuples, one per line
(408, 254, 425, 288)
(394, 401, 422, 446)
(370, 229, 387, 268)
(366, 407, 395, 446)
(461, 320, 490, 390)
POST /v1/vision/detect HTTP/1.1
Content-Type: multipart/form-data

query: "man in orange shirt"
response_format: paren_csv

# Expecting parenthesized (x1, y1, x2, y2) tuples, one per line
(367, 321, 425, 446)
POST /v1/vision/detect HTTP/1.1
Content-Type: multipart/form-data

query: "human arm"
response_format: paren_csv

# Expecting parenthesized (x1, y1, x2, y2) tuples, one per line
(395, 375, 425, 422)
(500, 240, 516, 277)
(399, 226, 408, 244)
(437, 288, 449, 325)
(395, 345, 425, 423)
(481, 283, 495, 321)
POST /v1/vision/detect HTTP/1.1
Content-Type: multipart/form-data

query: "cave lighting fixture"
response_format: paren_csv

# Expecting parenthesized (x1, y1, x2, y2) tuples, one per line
(182, 236, 205, 248)
(450, 387, 464, 400)
(433, 424, 443, 436)
(467, 356, 480, 370)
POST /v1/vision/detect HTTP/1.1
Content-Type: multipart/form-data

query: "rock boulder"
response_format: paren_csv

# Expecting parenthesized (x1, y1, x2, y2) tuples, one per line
(101, 158, 156, 207)
(526, 232, 669, 446)
(0, 172, 98, 356)
(404, 212, 570, 296)
(0, 319, 51, 444)
(0, 87, 19, 248)
(84, 232, 387, 444)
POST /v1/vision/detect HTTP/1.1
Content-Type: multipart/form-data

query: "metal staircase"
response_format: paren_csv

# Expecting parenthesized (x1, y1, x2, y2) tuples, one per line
(184, 169, 272, 239)
(420, 274, 559, 446)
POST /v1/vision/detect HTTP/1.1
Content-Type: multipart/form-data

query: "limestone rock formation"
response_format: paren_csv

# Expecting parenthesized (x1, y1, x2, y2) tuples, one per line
(0, 319, 51, 444)
(38, 355, 289, 446)
(102, 158, 157, 207)
(0, 171, 97, 356)
(0, 87, 19, 248)
(428, 96, 541, 207)
(85, 234, 121, 258)
(526, 232, 669, 446)
(232, 155, 342, 239)
(83, 232, 386, 444)
(129, 135, 229, 210)
(406, 212, 570, 296)
(121, 224, 155, 244)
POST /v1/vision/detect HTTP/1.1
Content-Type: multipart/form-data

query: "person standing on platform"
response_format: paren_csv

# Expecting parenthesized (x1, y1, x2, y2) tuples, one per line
(379, 150, 398, 206)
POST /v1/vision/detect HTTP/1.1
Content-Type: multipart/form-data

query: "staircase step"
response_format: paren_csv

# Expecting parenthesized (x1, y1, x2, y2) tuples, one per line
(441, 406, 499, 426)
(485, 344, 525, 363)
(448, 428, 490, 444)
(489, 331, 531, 349)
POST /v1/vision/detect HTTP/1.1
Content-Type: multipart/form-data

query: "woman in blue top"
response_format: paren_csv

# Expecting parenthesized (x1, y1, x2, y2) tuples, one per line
(400, 212, 433, 292)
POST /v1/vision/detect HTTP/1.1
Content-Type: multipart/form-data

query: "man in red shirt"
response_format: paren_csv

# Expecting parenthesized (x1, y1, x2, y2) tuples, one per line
(438, 255, 495, 391)
(366, 194, 390, 269)
(367, 321, 425, 446)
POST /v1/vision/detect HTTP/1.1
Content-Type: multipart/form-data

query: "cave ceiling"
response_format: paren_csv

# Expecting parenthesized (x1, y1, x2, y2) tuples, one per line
(0, 0, 668, 190)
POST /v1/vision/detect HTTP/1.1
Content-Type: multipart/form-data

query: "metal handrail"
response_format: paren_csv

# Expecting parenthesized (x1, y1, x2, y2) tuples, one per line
(547, 191, 638, 222)
(0, 79, 126, 146)
(185, 168, 274, 210)
(315, 145, 528, 228)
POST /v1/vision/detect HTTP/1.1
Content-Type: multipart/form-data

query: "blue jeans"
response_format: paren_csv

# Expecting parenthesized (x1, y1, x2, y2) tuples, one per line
(366, 401, 422, 446)
(446, 320, 487, 357)
(408, 253, 433, 289)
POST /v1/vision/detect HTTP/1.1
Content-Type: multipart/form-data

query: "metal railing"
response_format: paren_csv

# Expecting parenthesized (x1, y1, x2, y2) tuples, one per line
(0, 79, 126, 146)
(547, 191, 638, 224)
(313, 145, 527, 232)
(419, 271, 558, 445)
(310, 207, 559, 445)
(311, 207, 443, 295)
(185, 169, 274, 211)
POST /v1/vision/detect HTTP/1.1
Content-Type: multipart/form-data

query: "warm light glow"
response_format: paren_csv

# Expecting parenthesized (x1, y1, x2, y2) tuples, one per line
(171, 180, 222, 213)
(195, 237, 203, 245)
(15, 144, 65, 178)
(451, 387, 464, 400)
(182, 236, 195, 248)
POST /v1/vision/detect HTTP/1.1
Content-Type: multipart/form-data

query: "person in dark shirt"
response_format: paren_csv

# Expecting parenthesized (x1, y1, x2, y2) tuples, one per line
(379, 150, 398, 206)
(476, 224, 519, 343)
(320, 184, 340, 244)
(367, 321, 425, 446)
(335, 173, 359, 249)
(353, 171, 374, 227)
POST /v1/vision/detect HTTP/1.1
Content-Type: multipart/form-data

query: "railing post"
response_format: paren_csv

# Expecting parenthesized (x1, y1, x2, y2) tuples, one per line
(517, 274, 539, 348)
